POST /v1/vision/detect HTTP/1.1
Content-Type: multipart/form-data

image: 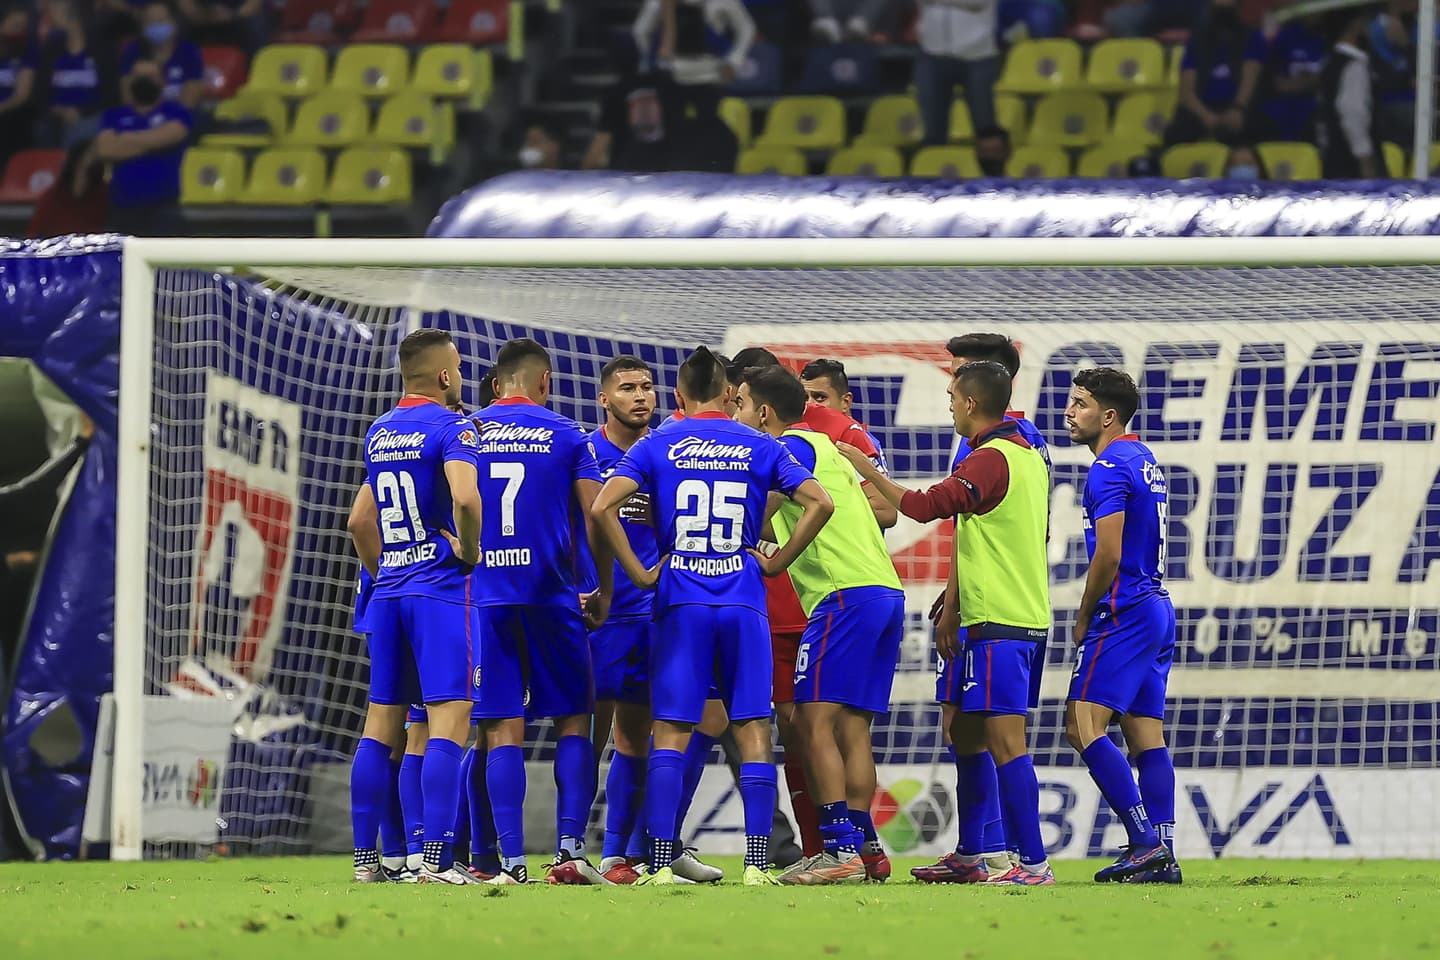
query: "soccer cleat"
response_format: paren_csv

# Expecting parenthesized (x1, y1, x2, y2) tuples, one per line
(464, 864, 495, 882)
(777, 854, 819, 883)
(1120, 860, 1183, 885)
(546, 852, 613, 885)
(485, 866, 528, 886)
(383, 866, 419, 883)
(778, 851, 867, 886)
(861, 851, 891, 882)
(1094, 844, 1173, 883)
(352, 864, 387, 883)
(986, 864, 1056, 886)
(602, 861, 643, 885)
(911, 853, 990, 884)
(743, 865, 781, 886)
(416, 864, 488, 885)
(671, 848, 723, 883)
(635, 865, 676, 886)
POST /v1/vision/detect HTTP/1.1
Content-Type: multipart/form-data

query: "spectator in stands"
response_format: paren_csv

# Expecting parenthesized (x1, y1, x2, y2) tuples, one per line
(1318, 11, 1379, 179)
(810, 0, 894, 44)
(1256, 8, 1325, 143)
(26, 137, 107, 236)
(585, 73, 665, 171)
(633, 0, 755, 120)
(120, 1, 203, 112)
(1222, 142, 1266, 179)
(1368, 0, 1421, 148)
(1166, 0, 1265, 146)
(974, 123, 1010, 177)
(96, 58, 191, 235)
(518, 122, 562, 170)
(94, 0, 145, 44)
(1096, 0, 1203, 37)
(37, 0, 105, 148)
(177, 0, 268, 53)
(913, 0, 998, 145)
(0, 5, 37, 168)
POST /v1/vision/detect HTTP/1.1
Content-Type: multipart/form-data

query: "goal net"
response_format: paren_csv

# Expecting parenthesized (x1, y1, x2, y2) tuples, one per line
(115, 239, 1440, 861)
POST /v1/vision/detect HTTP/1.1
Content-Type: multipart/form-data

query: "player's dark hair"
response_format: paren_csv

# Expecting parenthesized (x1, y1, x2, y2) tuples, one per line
(800, 358, 849, 396)
(945, 333, 1021, 378)
(954, 360, 1013, 419)
(743, 365, 807, 424)
(493, 337, 551, 380)
(601, 354, 653, 386)
(397, 328, 454, 378)
(678, 345, 727, 402)
(727, 346, 779, 384)
(1073, 367, 1140, 425)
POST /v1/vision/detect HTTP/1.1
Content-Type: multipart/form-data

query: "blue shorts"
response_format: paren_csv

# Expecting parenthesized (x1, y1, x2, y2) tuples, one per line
(794, 586, 904, 713)
(652, 603, 771, 725)
(406, 704, 426, 724)
(938, 630, 1048, 710)
(473, 604, 594, 720)
(592, 618, 651, 705)
(958, 638, 1043, 717)
(366, 595, 479, 705)
(1069, 595, 1176, 719)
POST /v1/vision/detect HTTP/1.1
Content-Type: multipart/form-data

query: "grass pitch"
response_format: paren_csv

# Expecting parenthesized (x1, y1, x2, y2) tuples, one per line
(1, 857, 1433, 959)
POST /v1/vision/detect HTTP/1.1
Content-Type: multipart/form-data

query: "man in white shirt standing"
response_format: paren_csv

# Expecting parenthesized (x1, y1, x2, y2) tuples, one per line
(1318, 11, 1378, 179)
(914, 0, 998, 146)
(633, 0, 756, 88)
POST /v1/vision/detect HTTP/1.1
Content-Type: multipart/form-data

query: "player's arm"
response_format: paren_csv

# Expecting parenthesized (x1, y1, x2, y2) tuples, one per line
(934, 557, 963, 661)
(347, 483, 381, 578)
(754, 478, 833, 576)
(838, 442, 1008, 521)
(864, 482, 898, 529)
(846, 428, 898, 529)
(574, 476, 614, 625)
(592, 475, 659, 589)
(1073, 512, 1124, 648)
(444, 458, 481, 566)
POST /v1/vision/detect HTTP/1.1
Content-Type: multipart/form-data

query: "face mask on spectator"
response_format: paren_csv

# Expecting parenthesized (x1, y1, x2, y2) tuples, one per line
(130, 75, 162, 106)
(518, 146, 546, 168)
(144, 22, 175, 45)
(1226, 164, 1259, 179)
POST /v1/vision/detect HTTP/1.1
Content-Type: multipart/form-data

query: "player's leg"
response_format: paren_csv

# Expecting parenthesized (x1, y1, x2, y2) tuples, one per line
(719, 605, 780, 886)
(351, 596, 411, 882)
(400, 714, 426, 869)
(668, 696, 727, 882)
(773, 629, 822, 859)
(378, 740, 408, 876)
(600, 697, 651, 883)
(1119, 604, 1180, 884)
(845, 593, 905, 881)
(464, 727, 499, 878)
(474, 606, 531, 884)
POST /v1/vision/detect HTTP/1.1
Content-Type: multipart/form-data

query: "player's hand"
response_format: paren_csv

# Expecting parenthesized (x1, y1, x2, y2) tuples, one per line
(581, 589, 611, 629)
(935, 605, 961, 661)
(836, 442, 880, 481)
(1072, 616, 1088, 650)
(441, 529, 479, 569)
(632, 559, 664, 591)
(928, 589, 946, 624)
(748, 547, 787, 578)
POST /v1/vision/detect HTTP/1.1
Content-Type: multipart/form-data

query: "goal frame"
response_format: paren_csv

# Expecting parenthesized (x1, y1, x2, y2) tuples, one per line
(115, 234, 1440, 860)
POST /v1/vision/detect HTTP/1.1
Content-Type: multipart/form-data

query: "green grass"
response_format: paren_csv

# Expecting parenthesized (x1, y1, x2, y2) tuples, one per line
(1, 857, 1435, 959)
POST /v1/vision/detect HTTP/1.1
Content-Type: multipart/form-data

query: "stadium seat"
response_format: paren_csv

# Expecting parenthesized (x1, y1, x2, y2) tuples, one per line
(1430, 143, 1440, 175)
(373, 91, 454, 154)
(351, 0, 436, 43)
(1005, 145, 1070, 178)
(203, 93, 287, 147)
(180, 147, 244, 204)
(429, 0, 508, 45)
(1077, 142, 1148, 178)
(331, 44, 411, 97)
(287, 91, 370, 147)
(327, 146, 413, 204)
(201, 46, 248, 100)
(855, 95, 921, 148)
(244, 45, 328, 98)
(949, 99, 973, 142)
(1167, 45, 1183, 86)
(0, 148, 63, 202)
(736, 145, 807, 175)
(909, 146, 980, 179)
(995, 39, 1083, 95)
(1257, 141, 1322, 181)
(825, 145, 903, 177)
(412, 45, 488, 106)
(277, 0, 357, 44)
(1383, 141, 1406, 178)
(1027, 92, 1108, 147)
(996, 94, 1027, 145)
(800, 43, 880, 95)
(1085, 38, 1167, 93)
(1161, 142, 1227, 178)
(719, 97, 752, 148)
(1111, 91, 1176, 147)
(756, 96, 846, 150)
(239, 148, 327, 205)
(727, 41, 782, 96)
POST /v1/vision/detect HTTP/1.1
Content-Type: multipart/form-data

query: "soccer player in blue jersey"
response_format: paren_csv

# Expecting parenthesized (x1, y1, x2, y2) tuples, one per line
(471, 338, 613, 886)
(592, 346, 834, 886)
(1064, 367, 1179, 884)
(351, 328, 483, 886)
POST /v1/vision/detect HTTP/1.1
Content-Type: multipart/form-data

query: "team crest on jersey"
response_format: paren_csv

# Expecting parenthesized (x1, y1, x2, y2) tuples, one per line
(459, 428, 478, 447)
(472, 665, 483, 689)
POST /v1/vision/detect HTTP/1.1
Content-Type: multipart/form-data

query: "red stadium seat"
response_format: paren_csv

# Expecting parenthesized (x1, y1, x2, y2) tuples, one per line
(429, 0, 508, 45)
(201, 46, 248, 100)
(278, 0, 357, 43)
(0, 149, 64, 202)
(352, 0, 437, 43)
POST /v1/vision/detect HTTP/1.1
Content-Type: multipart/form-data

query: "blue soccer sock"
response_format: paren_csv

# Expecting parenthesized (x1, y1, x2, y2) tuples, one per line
(819, 801, 860, 857)
(420, 738, 464, 871)
(399, 752, 424, 857)
(1082, 738, 1158, 848)
(555, 735, 596, 857)
(849, 808, 882, 857)
(452, 747, 473, 860)
(349, 737, 391, 866)
(738, 762, 777, 870)
(625, 811, 648, 860)
(954, 752, 990, 857)
(1135, 746, 1177, 854)
(603, 752, 643, 861)
(995, 754, 1048, 868)
(379, 757, 406, 865)
(467, 744, 500, 874)
(674, 732, 716, 843)
(974, 751, 1009, 855)
(646, 748, 685, 869)
(486, 744, 528, 873)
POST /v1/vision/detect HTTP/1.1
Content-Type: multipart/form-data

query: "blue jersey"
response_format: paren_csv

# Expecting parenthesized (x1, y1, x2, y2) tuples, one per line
(952, 412, 1050, 473)
(590, 424, 659, 622)
(1083, 435, 1169, 617)
(471, 398, 601, 608)
(613, 411, 813, 614)
(363, 397, 481, 603)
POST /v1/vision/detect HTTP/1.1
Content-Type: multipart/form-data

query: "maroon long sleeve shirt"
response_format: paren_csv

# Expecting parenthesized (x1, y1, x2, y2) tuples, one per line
(899, 421, 1035, 521)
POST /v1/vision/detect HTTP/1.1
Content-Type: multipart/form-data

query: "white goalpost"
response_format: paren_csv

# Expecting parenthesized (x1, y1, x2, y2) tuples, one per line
(112, 236, 1440, 862)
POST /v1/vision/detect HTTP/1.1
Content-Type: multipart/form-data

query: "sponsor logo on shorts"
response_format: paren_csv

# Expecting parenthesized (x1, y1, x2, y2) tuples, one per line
(472, 666, 483, 689)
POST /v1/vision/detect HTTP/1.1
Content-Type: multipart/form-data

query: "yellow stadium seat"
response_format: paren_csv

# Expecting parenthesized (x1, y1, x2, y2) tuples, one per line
(1085, 38, 1167, 93)
(203, 93, 287, 147)
(1383, 141, 1406, 177)
(1077, 142, 1148, 178)
(374, 91, 454, 155)
(1167, 45, 1183, 86)
(327, 146, 413, 204)
(1429, 143, 1440, 175)
(331, 44, 411, 97)
(855, 95, 922, 147)
(757, 96, 846, 150)
(826, 145, 903, 177)
(910, 146, 980, 179)
(736, 145, 807, 175)
(239, 148, 327, 205)
(719, 97, 752, 148)
(1111, 91, 1176, 147)
(948, 99, 973, 142)
(287, 91, 370, 147)
(181, 147, 244, 203)
(1257, 141, 1322, 181)
(244, 44, 328, 98)
(1005, 145, 1070, 178)
(412, 44, 483, 104)
(1027, 92, 1108, 147)
(1161, 142, 1227, 178)
(995, 94, 1027, 146)
(995, 39, 1083, 95)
